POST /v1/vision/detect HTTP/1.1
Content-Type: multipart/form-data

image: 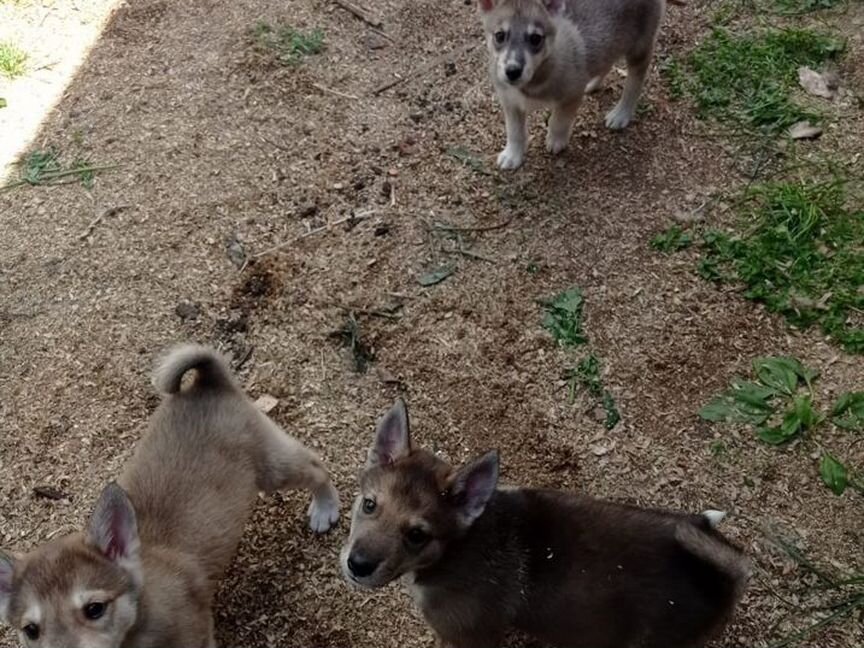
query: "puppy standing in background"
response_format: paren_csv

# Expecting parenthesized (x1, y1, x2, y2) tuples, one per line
(341, 399, 750, 648)
(0, 345, 340, 648)
(479, 0, 674, 169)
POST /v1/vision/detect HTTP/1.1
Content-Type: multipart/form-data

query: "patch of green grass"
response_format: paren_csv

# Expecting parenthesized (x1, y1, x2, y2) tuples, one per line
(1, 148, 117, 192)
(651, 225, 693, 252)
(700, 356, 864, 496)
(542, 288, 586, 347)
(328, 312, 374, 373)
(699, 181, 864, 354)
(771, 0, 845, 15)
(659, 56, 686, 100)
(0, 41, 27, 79)
(686, 27, 843, 133)
(253, 21, 324, 66)
(565, 354, 620, 430)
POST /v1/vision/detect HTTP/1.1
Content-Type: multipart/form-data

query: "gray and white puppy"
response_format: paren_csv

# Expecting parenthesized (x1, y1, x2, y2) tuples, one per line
(0, 345, 340, 648)
(479, 0, 671, 169)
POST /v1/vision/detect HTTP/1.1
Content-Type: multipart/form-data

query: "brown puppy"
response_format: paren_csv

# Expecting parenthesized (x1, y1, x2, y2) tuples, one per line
(0, 345, 340, 648)
(341, 399, 749, 648)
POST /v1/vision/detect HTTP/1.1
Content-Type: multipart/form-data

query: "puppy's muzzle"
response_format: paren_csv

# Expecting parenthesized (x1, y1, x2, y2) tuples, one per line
(505, 64, 523, 83)
(347, 551, 380, 579)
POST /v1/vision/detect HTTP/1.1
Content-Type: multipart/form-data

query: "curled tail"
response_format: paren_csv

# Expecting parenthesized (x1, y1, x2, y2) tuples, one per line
(676, 515, 751, 598)
(152, 344, 235, 395)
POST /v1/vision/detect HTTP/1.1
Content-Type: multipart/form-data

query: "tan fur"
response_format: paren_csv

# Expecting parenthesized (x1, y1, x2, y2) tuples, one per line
(479, 0, 667, 169)
(0, 345, 340, 648)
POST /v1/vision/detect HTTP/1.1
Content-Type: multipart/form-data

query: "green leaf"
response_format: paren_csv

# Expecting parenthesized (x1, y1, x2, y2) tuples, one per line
(832, 392, 864, 431)
(541, 288, 587, 347)
(819, 453, 848, 496)
(0, 97, 7, 109)
(699, 397, 736, 422)
(758, 425, 796, 445)
(418, 266, 454, 286)
(791, 394, 823, 429)
(602, 390, 620, 430)
(700, 381, 776, 425)
(752, 356, 817, 395)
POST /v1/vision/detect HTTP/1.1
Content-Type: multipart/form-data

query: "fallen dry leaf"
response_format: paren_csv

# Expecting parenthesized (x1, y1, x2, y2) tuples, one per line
(798, 67, 836, 100)
(789, 121, 823, 141)
(254, 394, 279, 413)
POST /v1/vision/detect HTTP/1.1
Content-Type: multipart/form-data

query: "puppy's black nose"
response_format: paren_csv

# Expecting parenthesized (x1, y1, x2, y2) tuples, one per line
(505, 65, 522, 82)
(347, 553, 379, 578)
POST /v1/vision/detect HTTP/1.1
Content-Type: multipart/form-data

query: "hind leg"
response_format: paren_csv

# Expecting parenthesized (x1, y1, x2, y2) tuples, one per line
(257, 416, 340, 533)
(605, 48, 652, 130)
(545, 96, 583, 155)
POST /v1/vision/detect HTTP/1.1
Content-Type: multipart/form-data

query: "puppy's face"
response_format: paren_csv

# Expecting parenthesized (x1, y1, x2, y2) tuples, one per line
(480, 0, 561, 87)
(340, 400, 499, 589)
(0, 485, 142, 648)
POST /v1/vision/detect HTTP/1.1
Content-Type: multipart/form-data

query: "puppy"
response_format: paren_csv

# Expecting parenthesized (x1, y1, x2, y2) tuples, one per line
(341, 400, 750, 648)
(0, 345, 340, 648)
(479, 0, 669, 169)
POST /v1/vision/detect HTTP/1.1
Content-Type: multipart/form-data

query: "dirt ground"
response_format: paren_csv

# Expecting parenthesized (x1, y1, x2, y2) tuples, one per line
(1, 0, 863, 647)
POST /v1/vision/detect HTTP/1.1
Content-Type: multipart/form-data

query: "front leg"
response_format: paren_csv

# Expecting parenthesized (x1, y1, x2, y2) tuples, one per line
(496, 100, 528, 170)
(545, 96, 583, 155)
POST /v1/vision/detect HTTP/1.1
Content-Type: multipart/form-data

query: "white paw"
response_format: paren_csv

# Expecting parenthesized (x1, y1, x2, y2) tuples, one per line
(545, 131, 570, 155)
(605, 105, 633, 130)
(496, 147, 524, 170)
(585, 76, 604, 94)
(308, 486, 340, 533)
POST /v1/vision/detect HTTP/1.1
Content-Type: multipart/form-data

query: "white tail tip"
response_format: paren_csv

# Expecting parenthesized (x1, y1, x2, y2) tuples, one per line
(702, 510, 727, 528)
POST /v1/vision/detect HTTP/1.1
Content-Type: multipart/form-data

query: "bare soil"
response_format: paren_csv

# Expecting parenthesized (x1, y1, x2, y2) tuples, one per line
(1, 1, 863, 647)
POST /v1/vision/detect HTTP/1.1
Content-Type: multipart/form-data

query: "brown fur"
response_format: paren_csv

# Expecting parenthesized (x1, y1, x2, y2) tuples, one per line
(0, 345, 340, 648)
(342, 400, 750, 648)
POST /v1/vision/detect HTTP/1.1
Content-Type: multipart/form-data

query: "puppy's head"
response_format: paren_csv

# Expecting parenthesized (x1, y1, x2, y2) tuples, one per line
(341, 399, 499, 589)
(0, 484, 142, 648)
(479, 0, 563, 87)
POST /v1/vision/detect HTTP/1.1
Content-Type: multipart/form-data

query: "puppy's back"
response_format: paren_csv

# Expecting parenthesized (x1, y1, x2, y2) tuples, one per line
(120, 345, 261, 584)
(507, 490, 749, 647)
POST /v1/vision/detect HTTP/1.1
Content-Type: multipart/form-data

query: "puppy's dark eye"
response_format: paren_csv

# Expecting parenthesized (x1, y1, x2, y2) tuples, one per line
(494, 30, 507, 44)
(362, 497, 376, 514)
(405, 527, 430, 548)
(23, 624, 40, 641)
(84, 601, 107, 620)
(528, 33, 544, 48)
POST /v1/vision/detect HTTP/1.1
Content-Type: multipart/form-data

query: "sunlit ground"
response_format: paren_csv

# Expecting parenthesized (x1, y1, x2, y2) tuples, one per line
(0, 0, 120, 183)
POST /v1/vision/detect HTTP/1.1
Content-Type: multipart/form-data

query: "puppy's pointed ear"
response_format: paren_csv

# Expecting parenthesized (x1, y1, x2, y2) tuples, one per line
(86, 483, 141, 581)
(478, 0, 495, 12)
(448, 450, 499, 527)
(368, 399, 411, 466)
(544, 0, 564, 15)
(0, 550, 16, 622)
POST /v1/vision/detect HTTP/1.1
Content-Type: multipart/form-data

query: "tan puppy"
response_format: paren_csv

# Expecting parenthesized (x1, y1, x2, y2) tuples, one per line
(0, 345, 340, 648)
(341, 400, 749, 648)
(479, 0, 670, 169)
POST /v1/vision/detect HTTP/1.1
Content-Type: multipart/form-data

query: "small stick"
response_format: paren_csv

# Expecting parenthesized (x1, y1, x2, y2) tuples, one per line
(431, 217, 513, 233)
(259, 135, 292, 152)
(332, 0, 382, 28)
(79, 205, 130, 240)
(368, 27, 395, 43)
(453, 247, 496, 263)
(254, 210, 377, 258)
(372, 42, 478, 95)
(312, 82, 359, 100)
